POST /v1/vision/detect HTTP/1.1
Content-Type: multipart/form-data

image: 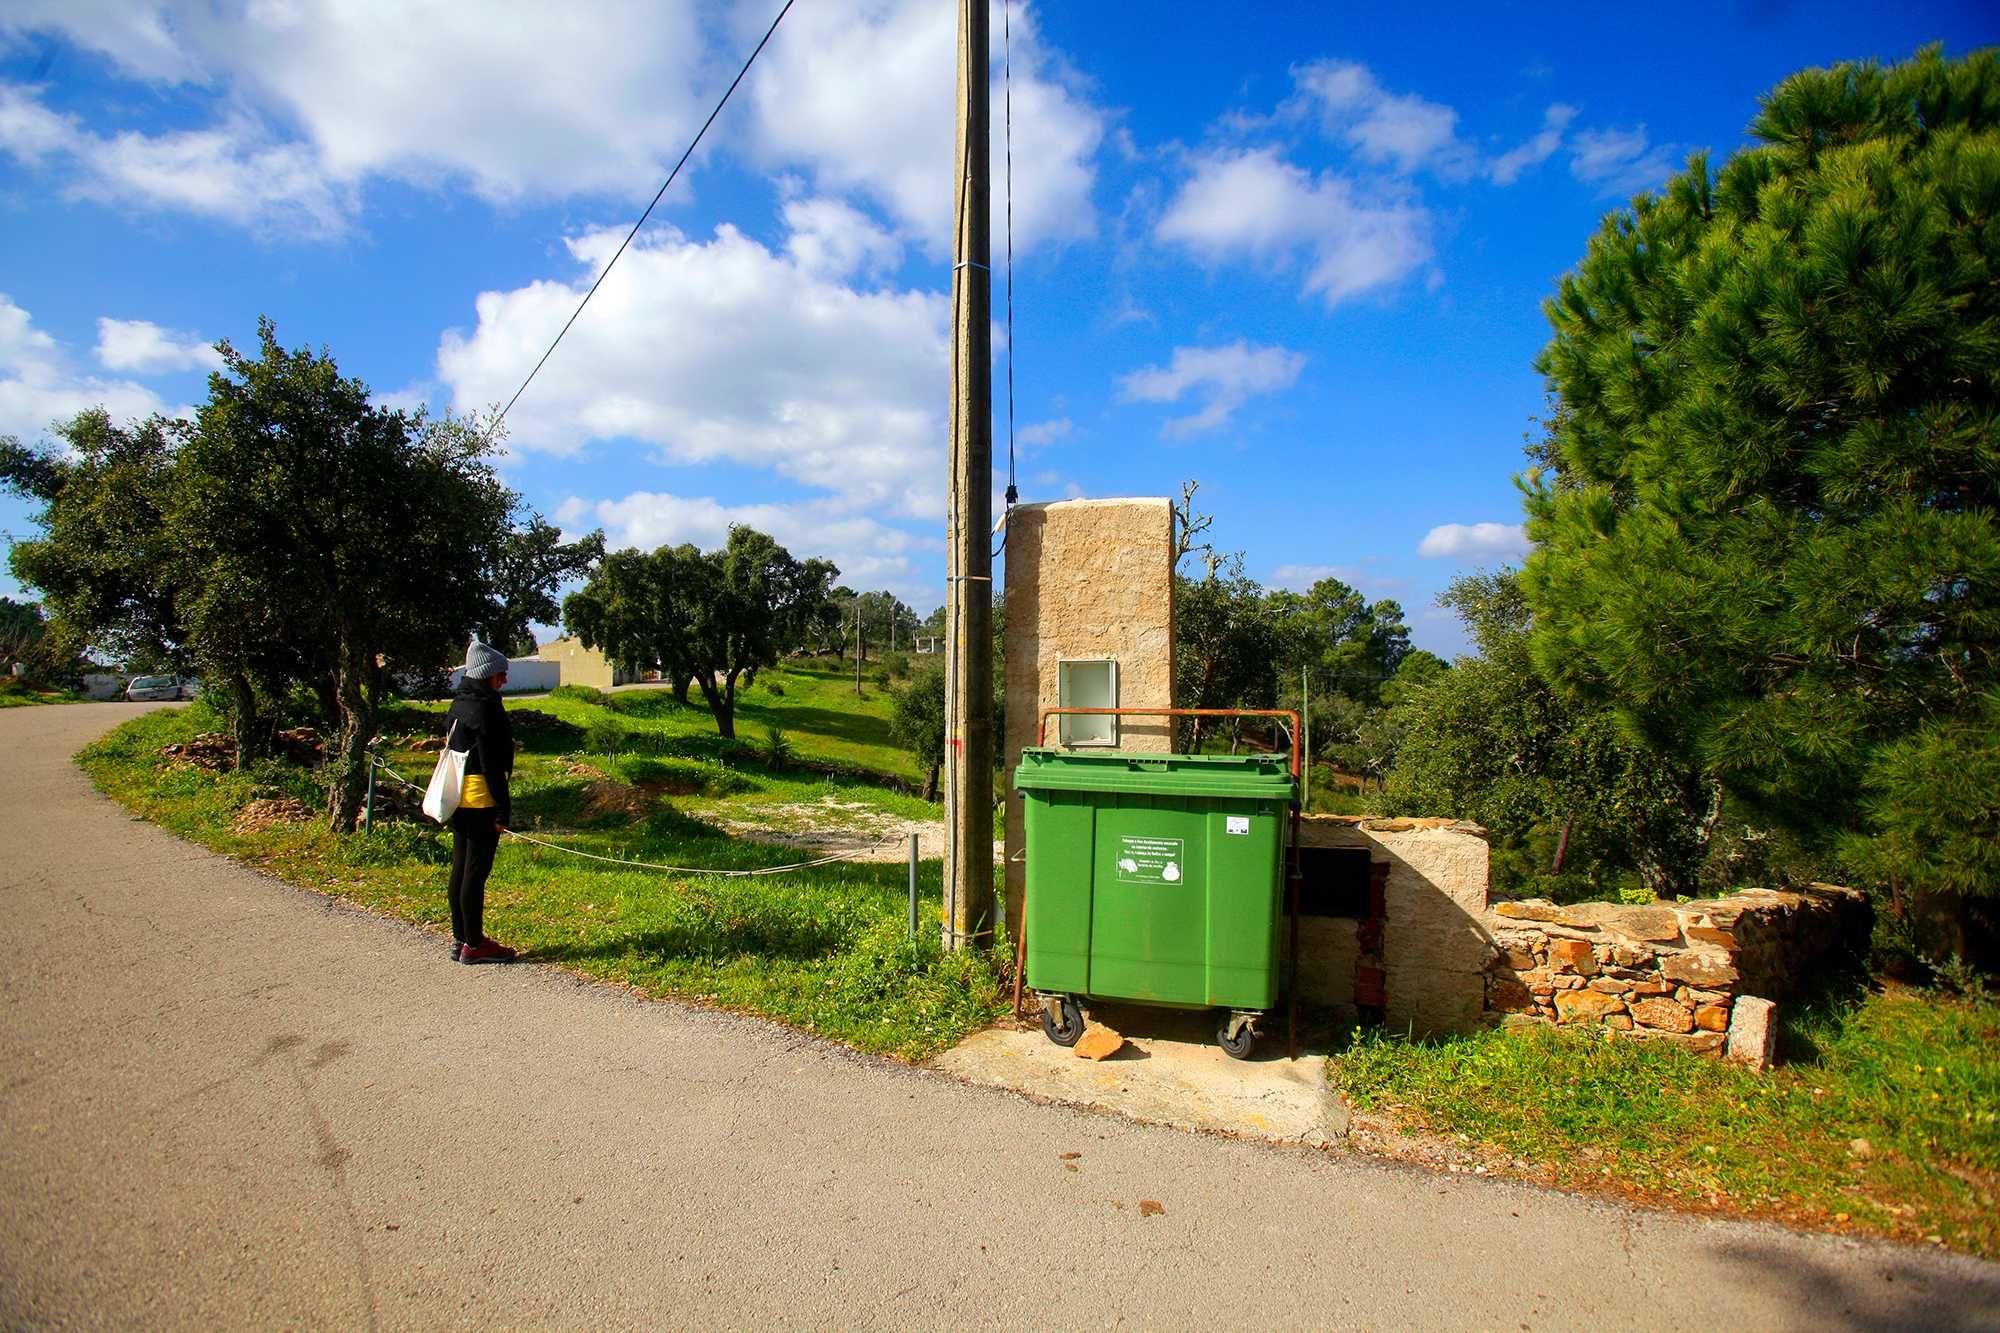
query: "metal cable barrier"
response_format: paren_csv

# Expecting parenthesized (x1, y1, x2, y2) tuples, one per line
(369, 758, 903, 879)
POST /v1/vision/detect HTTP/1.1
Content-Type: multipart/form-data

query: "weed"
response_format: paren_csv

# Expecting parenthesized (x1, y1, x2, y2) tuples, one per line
(1330, 985, 2000, 1258)
(762, 723, 794, 770)
(585, 715, 627, 760)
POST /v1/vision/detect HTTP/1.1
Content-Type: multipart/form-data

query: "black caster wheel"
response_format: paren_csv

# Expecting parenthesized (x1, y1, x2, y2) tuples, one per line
(1042, 995, 1085, 1047)
(1217, 1013, 1257, 1060)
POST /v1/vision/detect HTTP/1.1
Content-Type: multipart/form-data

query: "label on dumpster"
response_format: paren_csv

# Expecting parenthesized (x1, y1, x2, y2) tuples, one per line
(1114, 835, 1185, 885)
(1225, 816, 1250, 835)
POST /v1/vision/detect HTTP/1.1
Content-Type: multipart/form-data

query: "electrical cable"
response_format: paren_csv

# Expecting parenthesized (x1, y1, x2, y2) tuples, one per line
(1002, 0, 1017, 512)
(496, 0, 797, 425)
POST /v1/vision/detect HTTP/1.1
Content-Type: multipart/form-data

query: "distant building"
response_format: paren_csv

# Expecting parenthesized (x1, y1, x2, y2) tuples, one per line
(536, 636, 631, 690)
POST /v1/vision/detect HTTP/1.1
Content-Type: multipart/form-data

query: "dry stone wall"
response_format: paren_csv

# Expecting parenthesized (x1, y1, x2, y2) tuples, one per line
(1481, 886, 1871, 1067)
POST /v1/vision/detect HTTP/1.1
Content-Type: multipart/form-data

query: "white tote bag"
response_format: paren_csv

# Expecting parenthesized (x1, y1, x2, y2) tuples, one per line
(422, 720, 467, 824)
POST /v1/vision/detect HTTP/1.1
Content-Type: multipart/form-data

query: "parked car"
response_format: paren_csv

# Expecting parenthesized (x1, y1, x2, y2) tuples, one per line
(125, 674, 196, 701)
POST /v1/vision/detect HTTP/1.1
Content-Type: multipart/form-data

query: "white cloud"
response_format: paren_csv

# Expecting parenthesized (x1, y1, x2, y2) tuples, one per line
(1292, 60, 1472, 179)
(1156, 147, 1431, 307)
(558, 491, 929, 597)
(1489, 103, 1577, 185)
(780, 193, 903, 280)
(1417, 522, 1529, 561)
(2, 2, 707, 206)
(1569, 125, 1681, 195)
(436, 211, 948, 517)
(742, 0, 1103, 254)
(0, 296, 175, 442)
(0, 84, 349, 235)
(1117, 340, 1305, 439)
(1015, 417, 1072, 448)
(94, 318, 222, 374)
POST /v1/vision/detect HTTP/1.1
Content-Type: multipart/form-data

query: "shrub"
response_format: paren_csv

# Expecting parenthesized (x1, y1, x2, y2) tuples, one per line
(549, 683, 609, 707)
(762, 723, 794, 770)
(585, 715, 627, 760)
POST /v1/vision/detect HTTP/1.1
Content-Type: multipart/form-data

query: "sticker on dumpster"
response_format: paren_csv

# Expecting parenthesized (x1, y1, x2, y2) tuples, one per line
(1225, 816, 1250, 835)
(1115, 836, 1185, 885)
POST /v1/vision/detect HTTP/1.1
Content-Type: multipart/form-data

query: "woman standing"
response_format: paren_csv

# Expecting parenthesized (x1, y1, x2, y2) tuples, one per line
(445, 640, 517, 964)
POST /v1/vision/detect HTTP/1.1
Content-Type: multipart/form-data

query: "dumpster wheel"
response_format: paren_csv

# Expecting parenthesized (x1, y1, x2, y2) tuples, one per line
(1040, 995, 1085, 1047)
(1217, 1010, 1259, 1060)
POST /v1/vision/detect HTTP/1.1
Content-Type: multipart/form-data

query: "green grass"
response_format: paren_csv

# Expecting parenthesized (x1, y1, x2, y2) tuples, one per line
(0, 677, 81, 707)
(1330, 987, 2000, 1258)
(78, 690, 1007, 1061)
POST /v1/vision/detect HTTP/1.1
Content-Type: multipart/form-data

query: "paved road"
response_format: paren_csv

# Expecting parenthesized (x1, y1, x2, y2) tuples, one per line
(4, 704, 1997, 1331)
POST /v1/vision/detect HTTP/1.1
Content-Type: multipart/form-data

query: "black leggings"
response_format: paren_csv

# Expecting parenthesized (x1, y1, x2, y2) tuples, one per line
(447, 807, 501, 945)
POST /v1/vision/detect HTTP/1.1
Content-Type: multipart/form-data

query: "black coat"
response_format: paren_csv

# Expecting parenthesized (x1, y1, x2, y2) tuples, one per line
(445, 678, 514, 825)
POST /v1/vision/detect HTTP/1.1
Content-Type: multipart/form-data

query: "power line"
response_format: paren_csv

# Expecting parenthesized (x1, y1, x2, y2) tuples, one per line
(1001, 0, 1017, 510)
(497, 0, 798, 425)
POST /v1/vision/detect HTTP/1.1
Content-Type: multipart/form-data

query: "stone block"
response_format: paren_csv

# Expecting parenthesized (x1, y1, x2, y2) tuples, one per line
(1604, 1013, 1634, 1030)
(1002, 498, 1175, 940)
(1661, 951, 1738, 987)
(1073, 1024, 1125, 1061)
(1682, 925, 1736, 949)
(1587, 978, 1630, 994)
(1554, 989, 1625, 1023)
(1631, 998, 1695, 1033)
(1487, 978, 1534, 1012)
(1726, 996, 1777, 1071)
(1499, 948, 1537, 971)
(1587, 904, 1684, 943)
(1695, 1004, 1730, 1032)
(1548, 939, 1597, 976)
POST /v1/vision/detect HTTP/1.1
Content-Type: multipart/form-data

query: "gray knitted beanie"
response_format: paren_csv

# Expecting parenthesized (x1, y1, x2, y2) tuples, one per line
(463, 639, 509, 681)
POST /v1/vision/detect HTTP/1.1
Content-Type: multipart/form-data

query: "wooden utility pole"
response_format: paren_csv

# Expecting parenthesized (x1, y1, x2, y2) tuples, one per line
(853, 598, 863, 698)
(943, 0, 993, 952)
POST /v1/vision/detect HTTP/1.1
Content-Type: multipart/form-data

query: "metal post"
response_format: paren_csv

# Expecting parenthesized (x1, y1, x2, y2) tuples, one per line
(943, 0, 994, 952)
(908, 833, 919, 941)
(364, 755, 376, 833)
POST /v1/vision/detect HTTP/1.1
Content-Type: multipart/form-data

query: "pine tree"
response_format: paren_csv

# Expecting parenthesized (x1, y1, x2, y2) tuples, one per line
(1524, 48, 2000, 919)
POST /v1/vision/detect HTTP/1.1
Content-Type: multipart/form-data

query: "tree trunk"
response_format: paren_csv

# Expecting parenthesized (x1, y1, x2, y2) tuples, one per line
(923, 761, 940, 802)
(229, 672, 267, 768)
(696, 670, 734, 740)
(326, 638, 378, 833)
(1551, 812, 1575, 873)
(672, 673, 692, 704)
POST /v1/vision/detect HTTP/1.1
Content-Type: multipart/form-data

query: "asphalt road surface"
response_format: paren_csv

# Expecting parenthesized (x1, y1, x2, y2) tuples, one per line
(4, 703, 1997, 1330)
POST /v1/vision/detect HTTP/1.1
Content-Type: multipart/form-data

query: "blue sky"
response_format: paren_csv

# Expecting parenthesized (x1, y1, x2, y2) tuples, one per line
(1, 2, 1991, 656)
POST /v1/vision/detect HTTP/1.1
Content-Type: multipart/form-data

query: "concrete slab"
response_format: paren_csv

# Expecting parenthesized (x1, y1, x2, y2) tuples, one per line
(931, 1002, 1348, 1147)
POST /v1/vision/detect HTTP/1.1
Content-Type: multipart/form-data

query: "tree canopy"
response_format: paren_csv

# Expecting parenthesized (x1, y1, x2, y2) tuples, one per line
(3, 319, 599, 831)
(564, 527, 836, 739)
(1523, 47, 2000, 908)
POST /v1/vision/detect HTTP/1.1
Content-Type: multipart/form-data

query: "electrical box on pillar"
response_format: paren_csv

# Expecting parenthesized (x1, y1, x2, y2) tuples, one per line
(942, 0, 994, 952)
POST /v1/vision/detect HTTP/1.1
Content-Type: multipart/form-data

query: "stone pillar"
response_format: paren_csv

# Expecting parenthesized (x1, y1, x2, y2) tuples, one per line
(1002, 498, 1175, 943)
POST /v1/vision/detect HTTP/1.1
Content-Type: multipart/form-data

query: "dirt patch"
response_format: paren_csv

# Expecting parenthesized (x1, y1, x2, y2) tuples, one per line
(712, 795, 1002, 864)
(579, 780, 655, 823)
(234, 797, 314, 832)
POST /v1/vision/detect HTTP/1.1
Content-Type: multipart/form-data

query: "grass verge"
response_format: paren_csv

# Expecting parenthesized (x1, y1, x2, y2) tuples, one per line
(0, 678, 81, 707)
(79, 702, 1007, 1061)
(1329, 986, 2000, 1258)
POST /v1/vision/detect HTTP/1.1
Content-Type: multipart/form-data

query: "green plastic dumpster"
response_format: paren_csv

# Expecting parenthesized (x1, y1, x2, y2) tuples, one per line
(1014, 747, 1297, 1059)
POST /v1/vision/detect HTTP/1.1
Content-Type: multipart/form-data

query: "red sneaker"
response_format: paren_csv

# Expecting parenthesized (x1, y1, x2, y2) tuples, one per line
(480, 937, 517, 962)
(459, 940, 513, 965)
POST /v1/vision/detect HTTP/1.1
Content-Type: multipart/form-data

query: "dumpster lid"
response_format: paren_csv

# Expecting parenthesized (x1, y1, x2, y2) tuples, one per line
(1013, 748, 1297, 800)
